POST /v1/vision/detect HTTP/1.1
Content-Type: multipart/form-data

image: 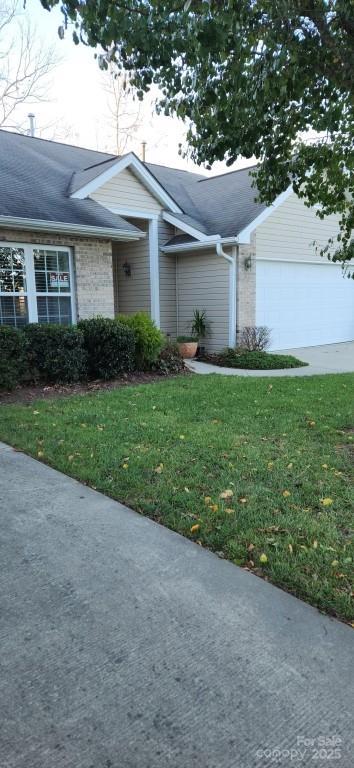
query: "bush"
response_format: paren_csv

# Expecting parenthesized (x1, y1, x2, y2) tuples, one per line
(118, 312, 164, 369)
(152, 342, 186, 375)
(203, 348, 308, 370)
(176, 335, 198, 343)
(78, 317, 135, 379)
(239, 326, 271, 351)
(0, 326, 27, 390)
(24, 323, 87, 383)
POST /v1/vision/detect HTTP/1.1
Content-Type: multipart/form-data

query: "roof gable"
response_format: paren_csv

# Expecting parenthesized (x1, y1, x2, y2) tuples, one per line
(69, 152, 182, 214)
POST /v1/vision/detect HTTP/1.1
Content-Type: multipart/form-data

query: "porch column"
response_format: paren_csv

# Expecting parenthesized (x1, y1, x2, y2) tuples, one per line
(148, 215, 160, 327)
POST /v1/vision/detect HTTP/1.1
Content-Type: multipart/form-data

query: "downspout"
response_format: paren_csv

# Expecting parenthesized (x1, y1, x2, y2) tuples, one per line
(216, 241, 237, 348)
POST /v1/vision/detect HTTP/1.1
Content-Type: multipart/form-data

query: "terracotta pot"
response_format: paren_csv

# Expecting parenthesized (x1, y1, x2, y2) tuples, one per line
(178, 341, 198, 359)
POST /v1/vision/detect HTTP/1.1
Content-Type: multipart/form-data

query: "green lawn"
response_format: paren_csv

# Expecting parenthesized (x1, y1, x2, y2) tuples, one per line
(0, 373, 353, 621)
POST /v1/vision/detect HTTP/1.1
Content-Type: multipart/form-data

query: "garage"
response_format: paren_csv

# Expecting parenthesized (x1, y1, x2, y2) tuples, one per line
(256, 260, 354, 350)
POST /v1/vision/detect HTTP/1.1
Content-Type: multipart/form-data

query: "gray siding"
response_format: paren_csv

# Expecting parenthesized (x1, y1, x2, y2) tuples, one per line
(91, 167, 162, 214)
(159, 218, 177, 338)
(176, 249, 229, 352)
(256, 193, 341, 263)
(113, 219, 150, 315)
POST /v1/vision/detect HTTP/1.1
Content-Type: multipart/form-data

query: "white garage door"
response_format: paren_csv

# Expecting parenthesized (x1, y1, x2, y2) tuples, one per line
(256, 260, 354, 350)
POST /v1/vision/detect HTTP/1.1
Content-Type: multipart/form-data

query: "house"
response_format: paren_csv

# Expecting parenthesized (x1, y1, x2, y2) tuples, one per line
(0, 129, 353, 351)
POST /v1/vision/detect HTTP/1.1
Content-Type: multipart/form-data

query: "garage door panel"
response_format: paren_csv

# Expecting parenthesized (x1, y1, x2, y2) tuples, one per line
(256, 261, 354, 350)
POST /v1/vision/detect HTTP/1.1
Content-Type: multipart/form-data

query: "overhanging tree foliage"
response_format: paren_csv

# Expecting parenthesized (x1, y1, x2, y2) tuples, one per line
(40, 0, 354, 270)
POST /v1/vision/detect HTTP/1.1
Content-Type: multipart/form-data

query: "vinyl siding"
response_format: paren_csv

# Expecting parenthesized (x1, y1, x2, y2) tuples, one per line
(255, 193, 341, 263)
(91, 167, 162, 214)
(176, 249, 229, 352)
(112, 219, 150, 315)
(159, 219, 177, 337)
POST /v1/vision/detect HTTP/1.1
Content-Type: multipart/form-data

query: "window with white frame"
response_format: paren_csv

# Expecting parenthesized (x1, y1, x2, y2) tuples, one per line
(0, 243, 75, 327)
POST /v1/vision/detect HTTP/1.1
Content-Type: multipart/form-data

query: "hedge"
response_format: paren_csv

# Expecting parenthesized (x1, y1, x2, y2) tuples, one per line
(23, 323, 87, 383)
(78, 317, 135, 379)
(0, 326, 27, 390)
(118, 312, 164, 369)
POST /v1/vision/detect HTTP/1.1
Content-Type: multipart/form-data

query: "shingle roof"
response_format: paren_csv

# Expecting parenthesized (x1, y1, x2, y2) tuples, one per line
(147, 163, 266, 237)
(0, 131, 141, 236)
(0, 130, 266, 239)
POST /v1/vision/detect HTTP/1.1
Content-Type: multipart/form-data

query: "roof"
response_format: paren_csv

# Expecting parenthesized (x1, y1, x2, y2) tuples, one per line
(0, 130, 266, 239)
(0, 131, 141, 238)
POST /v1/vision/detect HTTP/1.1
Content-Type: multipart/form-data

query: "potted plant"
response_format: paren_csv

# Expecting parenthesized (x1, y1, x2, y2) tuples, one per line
(177, 335, 198, 359)
(190, 309, 210, 355)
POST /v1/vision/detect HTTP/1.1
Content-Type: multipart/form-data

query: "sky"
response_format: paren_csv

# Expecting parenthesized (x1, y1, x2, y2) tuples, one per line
(7, 0, 254, 176)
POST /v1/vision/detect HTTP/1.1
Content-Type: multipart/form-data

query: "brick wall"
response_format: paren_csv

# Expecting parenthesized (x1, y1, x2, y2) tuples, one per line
(237, 236, 256, 343)
(0, 229, 115, 320)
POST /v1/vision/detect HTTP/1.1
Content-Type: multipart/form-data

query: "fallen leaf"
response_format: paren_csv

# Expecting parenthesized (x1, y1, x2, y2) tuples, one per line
(154, 464, 164, 474)
(219, 489, 234, 500)
(204, 496, 212, 505)
(190, 524, 200, 534)
(282, 490, 291, 498)
(320, 497, 333, 506)
(33, 410, 39, 415)
(313, 540, 318, 549)
(225, 508, 235, 514)
(209, 504, 219, 513)
(238, 497, 248, 504)
(288, 544, 293, 554)
(122, 463, 129, 469)
(179, 435, 185, 440)
(68, 455, 74, 462)
(37, 450, 44, 458)
(259, 553, 268, 564)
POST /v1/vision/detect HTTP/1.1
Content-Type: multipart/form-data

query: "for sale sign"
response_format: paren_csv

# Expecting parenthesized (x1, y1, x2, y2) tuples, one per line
(49, 272, 70, 289)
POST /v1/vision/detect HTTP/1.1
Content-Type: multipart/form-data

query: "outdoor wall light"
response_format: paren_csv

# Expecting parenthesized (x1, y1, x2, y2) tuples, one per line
(244, 255, 252, 271)
(123, 261, 132, 277)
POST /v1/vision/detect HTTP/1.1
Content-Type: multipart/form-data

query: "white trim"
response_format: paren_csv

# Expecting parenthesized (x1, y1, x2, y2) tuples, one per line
(0, 216, 142, 241)
(237, 186, 293, 243)
(149, 218, 160, 327)
(70, 152, 182, 213)
(101, 206, 158, 221)
(216, 241, 237, 348)
(0, 241, 76, 325)
(256, 256, 345, 266)
(162, 212, 210, 242)
(162, 236, 238, 254)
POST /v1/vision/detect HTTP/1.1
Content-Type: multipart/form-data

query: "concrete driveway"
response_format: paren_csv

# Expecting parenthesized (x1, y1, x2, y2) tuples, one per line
(187, 341, 354, 377)
(0, 442, 353, 768)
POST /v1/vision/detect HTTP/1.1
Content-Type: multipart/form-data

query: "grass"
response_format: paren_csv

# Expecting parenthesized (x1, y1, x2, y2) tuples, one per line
(0, 373, 353, 622)
(201, 349, 308, 369)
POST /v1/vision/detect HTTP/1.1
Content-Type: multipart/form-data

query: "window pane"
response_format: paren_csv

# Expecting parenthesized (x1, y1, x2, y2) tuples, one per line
(35, 270, 47, 292)
(37, 296, 72, 325)
(34, 248, 71, 294)
(0, 247, 13, 270)
(0, 296, 28, 327)
(0, 247, 26, 294)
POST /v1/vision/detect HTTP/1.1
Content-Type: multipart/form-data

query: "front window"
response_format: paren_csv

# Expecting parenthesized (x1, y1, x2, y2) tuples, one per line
(0, 243, 75, 326)
(0, 246, 28, 327)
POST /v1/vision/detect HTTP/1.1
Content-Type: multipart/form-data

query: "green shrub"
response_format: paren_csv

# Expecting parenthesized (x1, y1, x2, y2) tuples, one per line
(118, 312, 164, 368)
(202, 348, 308, 370)
(24, 323, 87, 383)
(0, 326, 27, 390)
(176, 335, 198, 343)
(78, 317, 135, 379)
(152, 342, 186, 375)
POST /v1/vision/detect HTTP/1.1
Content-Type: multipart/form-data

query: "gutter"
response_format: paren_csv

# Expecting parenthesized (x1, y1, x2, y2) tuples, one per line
(216, 239, 237, 349)
(0, 216, 145, 241)
(162, 236, 239, 253)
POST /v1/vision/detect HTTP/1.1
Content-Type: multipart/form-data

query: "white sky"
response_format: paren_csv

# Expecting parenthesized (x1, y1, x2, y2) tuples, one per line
(9, 0, 253, 176)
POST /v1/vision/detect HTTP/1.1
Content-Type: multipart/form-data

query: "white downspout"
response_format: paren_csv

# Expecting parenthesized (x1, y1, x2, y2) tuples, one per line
(216, 241, 237, 348)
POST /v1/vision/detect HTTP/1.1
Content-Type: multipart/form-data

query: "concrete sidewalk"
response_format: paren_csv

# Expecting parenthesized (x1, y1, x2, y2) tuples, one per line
(0, 441, 353, 768)
(187, 341, 354, 377)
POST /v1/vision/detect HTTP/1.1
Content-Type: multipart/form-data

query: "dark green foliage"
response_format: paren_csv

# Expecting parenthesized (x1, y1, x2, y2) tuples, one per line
(41, 0, 354, 270)
(118, 312, 164, 368)
(204, 349, 308, 370)
(0, 326, 27, 390)
(23, 324, 87, 383)
(78, 317, 135, 379)
(190, 309, 210, 339)
(152, 342, 185, 375)
(177, 335, 198, 343)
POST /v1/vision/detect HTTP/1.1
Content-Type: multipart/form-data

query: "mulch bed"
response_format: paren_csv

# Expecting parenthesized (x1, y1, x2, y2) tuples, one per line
(0, 370, 189, 405)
